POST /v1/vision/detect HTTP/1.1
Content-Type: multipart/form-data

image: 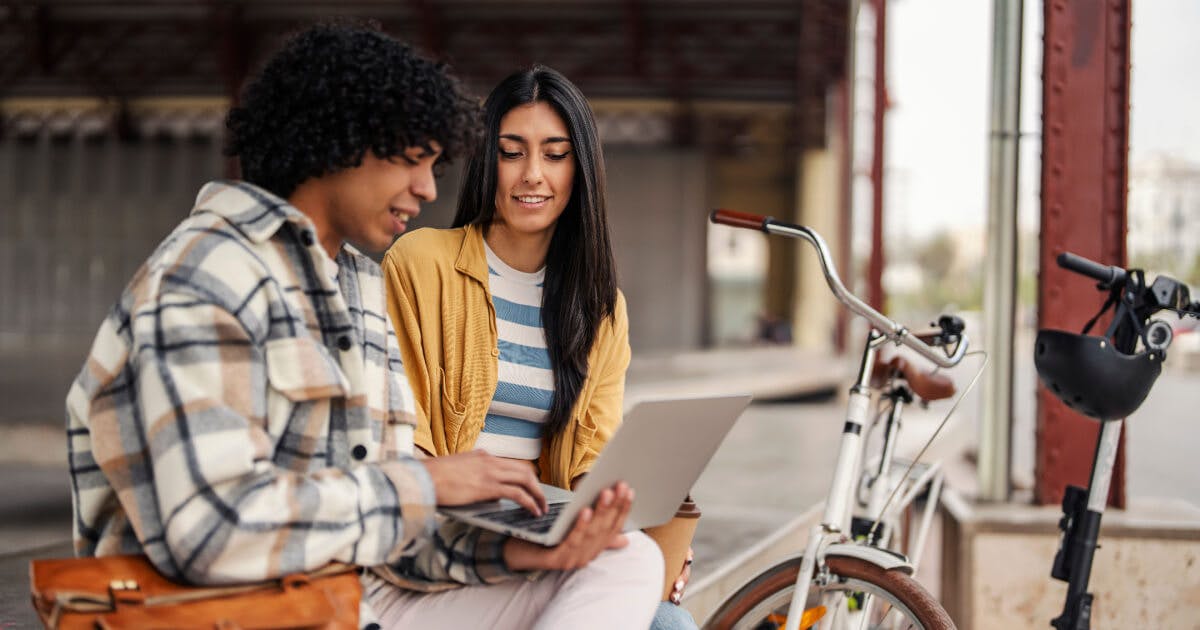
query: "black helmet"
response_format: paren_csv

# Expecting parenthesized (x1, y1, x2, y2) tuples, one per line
(1034, 329, 1162, 421)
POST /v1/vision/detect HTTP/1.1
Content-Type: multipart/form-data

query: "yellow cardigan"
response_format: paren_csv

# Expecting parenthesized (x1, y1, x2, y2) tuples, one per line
(382, 224, 631, 488)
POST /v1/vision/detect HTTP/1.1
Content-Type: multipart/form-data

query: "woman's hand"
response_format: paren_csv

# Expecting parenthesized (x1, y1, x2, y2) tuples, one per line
(668, 547, 694, 604)
(422, 449, 548, 515)
(503, 483, 634, 572)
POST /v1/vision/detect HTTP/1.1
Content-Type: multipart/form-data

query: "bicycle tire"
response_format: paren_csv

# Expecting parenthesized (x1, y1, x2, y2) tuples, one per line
(702, 554, 955, 630)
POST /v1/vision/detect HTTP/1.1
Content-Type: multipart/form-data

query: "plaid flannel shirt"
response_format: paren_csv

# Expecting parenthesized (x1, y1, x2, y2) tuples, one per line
(66, 180, 517, 591)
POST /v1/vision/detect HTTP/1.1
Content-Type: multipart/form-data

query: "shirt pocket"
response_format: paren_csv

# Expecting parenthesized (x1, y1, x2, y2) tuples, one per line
(263, 336, 351, 443)
(571, 412, 598, 464)
(437, 366, 467, 435)
(265, 336, 351, 401)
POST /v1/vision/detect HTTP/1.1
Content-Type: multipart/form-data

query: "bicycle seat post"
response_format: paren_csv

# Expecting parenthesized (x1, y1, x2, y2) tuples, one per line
(860, 384, 911, 547)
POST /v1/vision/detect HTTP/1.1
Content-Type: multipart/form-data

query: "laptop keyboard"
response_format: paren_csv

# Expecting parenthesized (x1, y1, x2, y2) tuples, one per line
(476, 502, 568, 534)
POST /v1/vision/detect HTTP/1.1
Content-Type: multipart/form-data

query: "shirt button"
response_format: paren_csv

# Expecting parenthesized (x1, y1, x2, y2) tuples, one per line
(300, 230, 315, 246)
(337, 336, 352, 351)
(352, 445, 368, 460)
(491, 347, 500, 357)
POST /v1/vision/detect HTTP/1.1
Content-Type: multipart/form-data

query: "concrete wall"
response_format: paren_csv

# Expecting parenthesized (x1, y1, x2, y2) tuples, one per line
(0, 136, 711, 423)
(0, 135, 226, 350)
(606, 147, 708, 352)
(0, 100, 838, 423)
(940, 490, 1200, 629)
(0, 134, 226, 423)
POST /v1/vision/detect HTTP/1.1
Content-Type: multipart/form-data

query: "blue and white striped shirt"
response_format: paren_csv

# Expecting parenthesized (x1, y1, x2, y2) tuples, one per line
(476, 241, 554, 460)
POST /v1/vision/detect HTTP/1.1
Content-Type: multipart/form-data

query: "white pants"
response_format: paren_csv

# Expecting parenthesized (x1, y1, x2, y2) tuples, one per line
(370, 531, 663, 630)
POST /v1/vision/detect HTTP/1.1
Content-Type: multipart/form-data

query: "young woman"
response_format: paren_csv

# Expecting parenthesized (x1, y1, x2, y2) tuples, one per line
(384, 65, 696, 629)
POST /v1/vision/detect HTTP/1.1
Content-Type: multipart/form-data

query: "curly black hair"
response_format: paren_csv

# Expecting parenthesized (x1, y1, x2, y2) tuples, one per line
(226, 22, 480, 199)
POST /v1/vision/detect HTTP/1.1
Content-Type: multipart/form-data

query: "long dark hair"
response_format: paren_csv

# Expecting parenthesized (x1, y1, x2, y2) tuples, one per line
(453, 65, 617, 438)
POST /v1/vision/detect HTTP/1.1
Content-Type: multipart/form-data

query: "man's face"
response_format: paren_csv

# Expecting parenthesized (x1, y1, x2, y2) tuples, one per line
(322, 143, 441, 254)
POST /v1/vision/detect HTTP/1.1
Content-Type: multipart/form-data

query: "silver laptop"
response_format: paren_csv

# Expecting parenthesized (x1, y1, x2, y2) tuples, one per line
(439, 393, 752, 546)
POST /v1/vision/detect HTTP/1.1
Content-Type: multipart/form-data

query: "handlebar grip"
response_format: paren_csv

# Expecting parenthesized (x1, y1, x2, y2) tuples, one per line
(711, 209, 770, 232)
(1057, 252, 1126, 286)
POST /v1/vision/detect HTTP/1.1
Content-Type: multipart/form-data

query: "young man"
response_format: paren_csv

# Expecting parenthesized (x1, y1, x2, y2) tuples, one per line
(65, 23, 661, 629)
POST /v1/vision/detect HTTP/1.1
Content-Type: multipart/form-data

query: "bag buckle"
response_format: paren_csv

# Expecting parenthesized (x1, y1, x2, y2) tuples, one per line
(108, 579, 144, 606)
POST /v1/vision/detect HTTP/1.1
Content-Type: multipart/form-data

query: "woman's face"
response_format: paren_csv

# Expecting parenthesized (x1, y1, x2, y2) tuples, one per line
(492, 101, 576, 241)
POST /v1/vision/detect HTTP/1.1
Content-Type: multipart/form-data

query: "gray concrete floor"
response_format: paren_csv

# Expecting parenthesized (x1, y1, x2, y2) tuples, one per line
(687, 398, 846, 580)
(0, 345, 82, 427)
(0, 463, 73, 627)
(3, 341, 1197, 627)
(0, 398, 848, 626)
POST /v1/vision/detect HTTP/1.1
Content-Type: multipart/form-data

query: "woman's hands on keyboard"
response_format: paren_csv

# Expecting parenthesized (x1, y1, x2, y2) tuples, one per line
(503, 482, 634, 572)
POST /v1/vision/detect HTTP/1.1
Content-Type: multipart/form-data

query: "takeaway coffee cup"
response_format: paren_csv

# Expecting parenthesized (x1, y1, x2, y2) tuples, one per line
(642, 497, 701, 601)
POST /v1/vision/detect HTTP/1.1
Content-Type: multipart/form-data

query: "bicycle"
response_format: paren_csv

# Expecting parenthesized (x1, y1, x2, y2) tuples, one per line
(1034, 252, 1200, 630)
(701, 209, 984, 630)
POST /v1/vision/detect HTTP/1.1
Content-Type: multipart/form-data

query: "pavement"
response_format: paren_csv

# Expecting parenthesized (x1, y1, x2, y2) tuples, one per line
(3, 340, 1197, 627)
(0, 464, 69, 629)
(0, 346, 851, 626)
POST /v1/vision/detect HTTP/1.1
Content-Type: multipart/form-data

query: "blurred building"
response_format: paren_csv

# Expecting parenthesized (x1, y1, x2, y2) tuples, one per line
(1128, 154, 1200, 275)
(0, 0, 852, 423)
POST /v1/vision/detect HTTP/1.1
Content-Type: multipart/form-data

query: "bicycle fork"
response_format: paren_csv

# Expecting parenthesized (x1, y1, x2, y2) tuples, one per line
(785, 332, 882, 630)
(1050, 418, 1122, 630)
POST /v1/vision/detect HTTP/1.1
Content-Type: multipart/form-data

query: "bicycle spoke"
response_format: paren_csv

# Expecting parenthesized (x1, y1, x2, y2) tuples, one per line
(851, 591, 873, 630)
(882, 602, 923, 630)
(875, 601, 901, 629)
(818, 591, 843, 630)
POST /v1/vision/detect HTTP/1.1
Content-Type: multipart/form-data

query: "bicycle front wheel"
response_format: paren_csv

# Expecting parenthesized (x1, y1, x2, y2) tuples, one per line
(702, 555, 954, 630)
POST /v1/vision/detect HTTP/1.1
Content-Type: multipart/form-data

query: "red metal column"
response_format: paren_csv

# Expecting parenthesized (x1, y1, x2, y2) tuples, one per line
(1036, 0, 1131, 507)
(867, 0, 887, 312)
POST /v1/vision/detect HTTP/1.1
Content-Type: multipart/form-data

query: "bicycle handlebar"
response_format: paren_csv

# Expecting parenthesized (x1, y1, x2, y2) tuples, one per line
(1057, 252, 1127, 287)
(710, 208, 770, 231)
(710, 209, 970, 369)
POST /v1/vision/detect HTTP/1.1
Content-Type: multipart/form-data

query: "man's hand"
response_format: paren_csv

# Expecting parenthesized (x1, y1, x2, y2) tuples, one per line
(503, 483, 634, 572)
(422, 450, 548, 515)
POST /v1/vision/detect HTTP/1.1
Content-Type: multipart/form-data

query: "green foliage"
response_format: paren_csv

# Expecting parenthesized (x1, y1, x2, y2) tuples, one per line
(1131, 249, 1200, 289)
(1189, 251, 1200, 288)
(887, 231, 985, 322)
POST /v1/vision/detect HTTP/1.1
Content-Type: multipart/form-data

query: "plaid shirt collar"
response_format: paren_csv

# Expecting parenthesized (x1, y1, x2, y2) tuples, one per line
(192, 180, 315, 245)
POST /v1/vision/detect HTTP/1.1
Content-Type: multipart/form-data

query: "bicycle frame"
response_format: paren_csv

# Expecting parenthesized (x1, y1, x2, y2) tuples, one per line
(858, 389, 947, 579)
(786, 330, 883, 630)
(710, 209, 971, 630)
(789, 329, 946, 630)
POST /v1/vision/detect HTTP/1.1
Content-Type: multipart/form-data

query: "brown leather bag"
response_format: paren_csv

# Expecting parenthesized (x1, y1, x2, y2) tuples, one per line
(29, 555, 360, 630)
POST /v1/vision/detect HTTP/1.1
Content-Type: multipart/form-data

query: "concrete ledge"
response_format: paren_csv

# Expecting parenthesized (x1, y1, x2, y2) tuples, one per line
(627, 347, 847, 402)
(681, 503, 823, 625)
(939, 489, 1200, 629)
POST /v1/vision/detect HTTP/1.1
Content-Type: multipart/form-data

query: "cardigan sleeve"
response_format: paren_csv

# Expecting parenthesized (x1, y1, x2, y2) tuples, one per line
(570, 290, 632, 482)
(382, 247, 438, 457)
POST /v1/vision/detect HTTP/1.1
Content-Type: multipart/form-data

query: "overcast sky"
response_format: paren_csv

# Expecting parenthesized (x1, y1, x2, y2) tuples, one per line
(881, 0, 1200, 235)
